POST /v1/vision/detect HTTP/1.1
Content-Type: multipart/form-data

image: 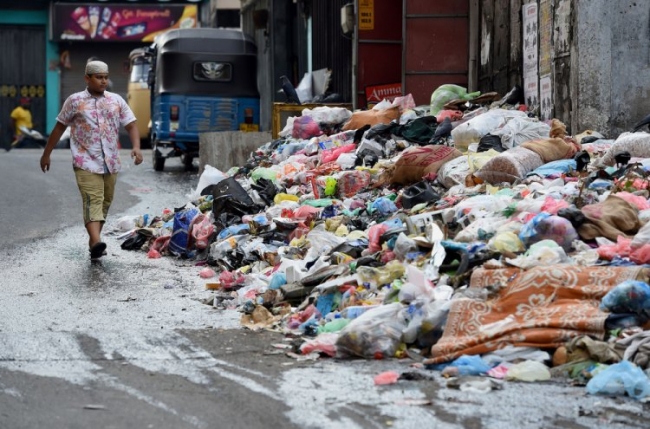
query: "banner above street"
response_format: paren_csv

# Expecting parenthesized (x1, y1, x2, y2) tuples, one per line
(50, 3, 198, 42)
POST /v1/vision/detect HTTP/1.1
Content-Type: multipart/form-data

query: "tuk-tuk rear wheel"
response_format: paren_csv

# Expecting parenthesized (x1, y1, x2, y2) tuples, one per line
(153, 149, 165, 172)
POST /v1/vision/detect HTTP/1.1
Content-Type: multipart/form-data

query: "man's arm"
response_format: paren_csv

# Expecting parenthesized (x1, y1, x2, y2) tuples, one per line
(40, 122, 67, 172)
(125, 121, 143, 165)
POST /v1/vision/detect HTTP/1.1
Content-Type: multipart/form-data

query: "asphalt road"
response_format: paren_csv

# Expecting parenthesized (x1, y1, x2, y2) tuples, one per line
(0, 149, 649, 429)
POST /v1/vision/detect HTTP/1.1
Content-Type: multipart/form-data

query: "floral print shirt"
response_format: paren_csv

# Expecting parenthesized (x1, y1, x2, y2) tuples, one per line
(56, 89, 136, 174)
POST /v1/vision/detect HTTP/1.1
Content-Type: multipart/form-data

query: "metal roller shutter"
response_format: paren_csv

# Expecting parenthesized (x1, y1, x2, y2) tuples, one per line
(0, 25, 45, 145)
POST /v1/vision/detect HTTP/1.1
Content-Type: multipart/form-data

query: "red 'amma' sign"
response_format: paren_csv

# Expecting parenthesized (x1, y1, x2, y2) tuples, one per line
(365, 83, 402, 103)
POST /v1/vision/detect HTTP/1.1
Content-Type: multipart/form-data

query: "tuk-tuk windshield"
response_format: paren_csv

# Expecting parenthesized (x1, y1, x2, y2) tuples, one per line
(130, 56, 151, 83)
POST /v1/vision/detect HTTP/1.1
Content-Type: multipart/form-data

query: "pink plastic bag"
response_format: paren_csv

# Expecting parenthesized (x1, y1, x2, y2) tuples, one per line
(219, 270, 246, 289)
(147, 248, 162, 259)
(374, 371, 400, 385)
(367, 223, 390, 253)
(614, 191, 650, 211)
(292, 116, 323, 139)
(149, 236, 170, 257)
(299, 332, 338, 357)
(436, 109, 464, 123)
(190, 214, 215, 250)
(199, 268, 217, 279)
(541, 196, 570, 215)
(597, 236, 632, 260)
(320, 143, 356, 164)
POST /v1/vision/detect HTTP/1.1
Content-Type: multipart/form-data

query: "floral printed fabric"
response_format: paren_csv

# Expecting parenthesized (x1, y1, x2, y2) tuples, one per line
(57, 89, 136, 174)
(426, 265, 648, 364)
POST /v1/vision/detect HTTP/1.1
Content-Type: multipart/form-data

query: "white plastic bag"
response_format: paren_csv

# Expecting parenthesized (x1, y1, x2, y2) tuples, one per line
(295, 72, 313, 103)
(631, 221, 650, 249)
(437, 155, 471, 189)
(492, 116, 551, 149)
(303, 106, 352, 125)
(336, 302, 407, 359)
(451, 109, 527, 152)
(191, 165, 227, 199)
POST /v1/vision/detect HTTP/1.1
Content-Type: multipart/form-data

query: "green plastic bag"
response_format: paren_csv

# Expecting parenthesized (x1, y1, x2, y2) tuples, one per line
(430, 84, 480, 116)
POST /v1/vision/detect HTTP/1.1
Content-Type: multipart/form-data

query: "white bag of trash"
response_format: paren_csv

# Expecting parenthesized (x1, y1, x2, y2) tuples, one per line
(191, 165, 227, 199)
(451, 109, 527, 152)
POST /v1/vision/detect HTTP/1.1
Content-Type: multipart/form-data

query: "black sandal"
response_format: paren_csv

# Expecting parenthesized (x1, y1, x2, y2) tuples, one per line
(90, 242, 107, 259)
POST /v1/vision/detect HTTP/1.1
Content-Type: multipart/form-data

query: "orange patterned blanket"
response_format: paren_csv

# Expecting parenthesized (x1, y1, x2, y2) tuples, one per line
(426, 265, 647, 364)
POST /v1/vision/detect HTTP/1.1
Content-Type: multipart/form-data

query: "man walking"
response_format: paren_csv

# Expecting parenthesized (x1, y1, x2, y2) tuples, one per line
(40, 60, 143, 260)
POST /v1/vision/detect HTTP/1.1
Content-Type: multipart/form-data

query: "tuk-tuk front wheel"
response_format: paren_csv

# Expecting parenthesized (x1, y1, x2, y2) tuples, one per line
(153, 148, 165, 172)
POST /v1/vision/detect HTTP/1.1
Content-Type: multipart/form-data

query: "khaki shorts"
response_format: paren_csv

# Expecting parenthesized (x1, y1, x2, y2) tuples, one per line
(74, 168, 118, 224)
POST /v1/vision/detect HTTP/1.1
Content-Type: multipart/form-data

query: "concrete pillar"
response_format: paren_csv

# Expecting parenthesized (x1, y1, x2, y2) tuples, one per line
(199, 131, 272, 174)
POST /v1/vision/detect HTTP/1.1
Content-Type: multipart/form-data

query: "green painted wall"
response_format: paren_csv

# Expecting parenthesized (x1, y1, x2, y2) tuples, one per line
(0, 10, 59, 132)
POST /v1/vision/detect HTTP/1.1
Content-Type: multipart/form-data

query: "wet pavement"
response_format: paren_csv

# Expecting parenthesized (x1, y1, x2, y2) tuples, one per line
(0, 149, 649, 428)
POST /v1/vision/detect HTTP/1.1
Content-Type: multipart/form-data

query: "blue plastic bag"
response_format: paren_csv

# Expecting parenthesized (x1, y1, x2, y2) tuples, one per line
(168, 207, 200, 256)
(586, 361, 650, 400)
(600, 280, 650, 314)
(431, 355, 491, 376)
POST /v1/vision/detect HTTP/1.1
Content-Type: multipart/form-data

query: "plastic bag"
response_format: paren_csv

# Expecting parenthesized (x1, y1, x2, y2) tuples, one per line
(430, 84, 480, 116)
(518, 212, 577, 251)
(586, 360, 650, 399)
(505, 361, 551, 382)
(506, 240, 570, 269)
(191, 165, 227, 199)
(492, 116, 550, 149)
(451, 109, 528, 152)
(292, 115, 323, 139)
(600, 280, 650, 314)
(336, 302, 407, 359)
(442, 355, 492, 376)
(401, 298, 450, 348)
(303, 106, 352, 125)
(357, 260, 406, 289)
(299, 332, 338, 357)
(489, 231, 525, 253)
(168, 208, 200, 256)
(437, 155, 471, 189)
(189, 213, 215, 250)
(455, 216, 508, 243)
(116, 215, 138, 231)
(467, 149, 500, 172)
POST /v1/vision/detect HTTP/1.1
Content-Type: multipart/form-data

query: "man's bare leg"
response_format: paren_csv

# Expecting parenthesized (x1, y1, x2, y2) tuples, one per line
(86, 221, 102, 248)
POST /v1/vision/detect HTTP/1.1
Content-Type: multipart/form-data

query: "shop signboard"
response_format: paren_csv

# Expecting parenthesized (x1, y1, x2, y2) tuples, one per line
(50, 3, 198, 42)
(365, 82, 402, 104)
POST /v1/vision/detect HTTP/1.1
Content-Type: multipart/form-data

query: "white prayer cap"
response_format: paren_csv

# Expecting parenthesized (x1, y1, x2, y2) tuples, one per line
(85, 60, 109, 75)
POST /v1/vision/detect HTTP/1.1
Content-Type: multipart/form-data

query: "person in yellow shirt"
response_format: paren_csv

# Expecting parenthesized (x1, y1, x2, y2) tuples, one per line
(8, 98, 34, 150)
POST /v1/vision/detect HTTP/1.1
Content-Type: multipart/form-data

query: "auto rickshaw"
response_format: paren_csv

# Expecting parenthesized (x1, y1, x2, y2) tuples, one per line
(127, 47, 152, 147)
(147, 28, 260, 171)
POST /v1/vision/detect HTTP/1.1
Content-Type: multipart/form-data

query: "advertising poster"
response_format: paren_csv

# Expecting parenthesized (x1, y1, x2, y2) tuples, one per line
(523, 2, 538, 76)
(539, 0, 552, 76)
(540, 74, 552, 120)
(51, 3, 197, 42)
(524, 73, 539, 112)
(359, 0, 374, 31)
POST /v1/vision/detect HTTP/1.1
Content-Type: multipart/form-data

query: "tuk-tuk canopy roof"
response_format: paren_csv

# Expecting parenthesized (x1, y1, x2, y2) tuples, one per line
(155, 28, 257, 56)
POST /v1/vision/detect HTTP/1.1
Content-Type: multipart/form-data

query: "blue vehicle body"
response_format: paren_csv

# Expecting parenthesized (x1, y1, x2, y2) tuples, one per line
(148, 28, 260, 171)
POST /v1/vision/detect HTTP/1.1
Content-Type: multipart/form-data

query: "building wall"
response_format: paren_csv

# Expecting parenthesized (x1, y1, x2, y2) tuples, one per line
(574, 0, 650, 136)
(477, 0, 650, 137)
(241, 0, 273, 132)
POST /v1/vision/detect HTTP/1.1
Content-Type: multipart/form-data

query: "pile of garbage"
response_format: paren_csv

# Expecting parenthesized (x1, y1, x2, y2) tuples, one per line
(117, 84, 650, 400)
